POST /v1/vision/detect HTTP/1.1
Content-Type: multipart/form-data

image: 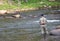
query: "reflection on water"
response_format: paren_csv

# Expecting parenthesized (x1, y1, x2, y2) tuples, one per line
(0, 10, 60, 41)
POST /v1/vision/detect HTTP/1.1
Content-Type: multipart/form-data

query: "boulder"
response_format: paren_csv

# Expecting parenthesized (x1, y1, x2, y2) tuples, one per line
(49, 29, 60, 36)
(56, 26, 60, 29)
(0, 10, 7, 15)
(12, 14, 21, 18)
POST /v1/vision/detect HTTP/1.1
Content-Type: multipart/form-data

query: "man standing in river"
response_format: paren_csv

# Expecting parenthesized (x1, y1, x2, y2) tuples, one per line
(39, 14, 48, 36)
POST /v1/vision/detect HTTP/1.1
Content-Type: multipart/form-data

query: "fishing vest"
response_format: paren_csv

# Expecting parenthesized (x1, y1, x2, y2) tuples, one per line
(40, 17, 47, 25)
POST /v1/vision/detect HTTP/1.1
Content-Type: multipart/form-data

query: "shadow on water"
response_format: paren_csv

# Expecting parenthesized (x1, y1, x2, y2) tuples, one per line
(0, 10, 60, 41)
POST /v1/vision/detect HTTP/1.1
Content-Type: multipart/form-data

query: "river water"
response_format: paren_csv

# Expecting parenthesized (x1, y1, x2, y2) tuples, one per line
(0, 10, 60, 41)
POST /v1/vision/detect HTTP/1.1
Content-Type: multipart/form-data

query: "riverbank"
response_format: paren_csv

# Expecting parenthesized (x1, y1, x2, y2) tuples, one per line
(0, 0, 60, 18)
(0, 5, 60, 14)
(0, 7, 60, 18)
(0, 0, 60, 10)
(0, 0, 60, 12)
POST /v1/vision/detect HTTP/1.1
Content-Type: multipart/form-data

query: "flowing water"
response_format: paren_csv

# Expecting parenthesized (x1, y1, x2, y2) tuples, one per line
(0, 10, 60, 41)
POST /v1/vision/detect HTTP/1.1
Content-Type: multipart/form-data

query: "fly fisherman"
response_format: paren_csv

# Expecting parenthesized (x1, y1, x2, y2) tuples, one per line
(39, 14, 48, 39)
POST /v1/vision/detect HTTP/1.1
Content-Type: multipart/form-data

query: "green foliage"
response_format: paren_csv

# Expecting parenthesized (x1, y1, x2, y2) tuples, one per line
(0, 0, 60, 10)
(13, 0, 18, 3)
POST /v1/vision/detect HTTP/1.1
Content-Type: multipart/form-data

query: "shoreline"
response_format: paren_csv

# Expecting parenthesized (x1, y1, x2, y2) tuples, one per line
(0, 5, 60, 14)
(0, 6, 60, 18)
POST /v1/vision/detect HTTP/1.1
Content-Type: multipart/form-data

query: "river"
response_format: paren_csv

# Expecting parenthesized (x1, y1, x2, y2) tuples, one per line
(0, 10, 60, 41)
